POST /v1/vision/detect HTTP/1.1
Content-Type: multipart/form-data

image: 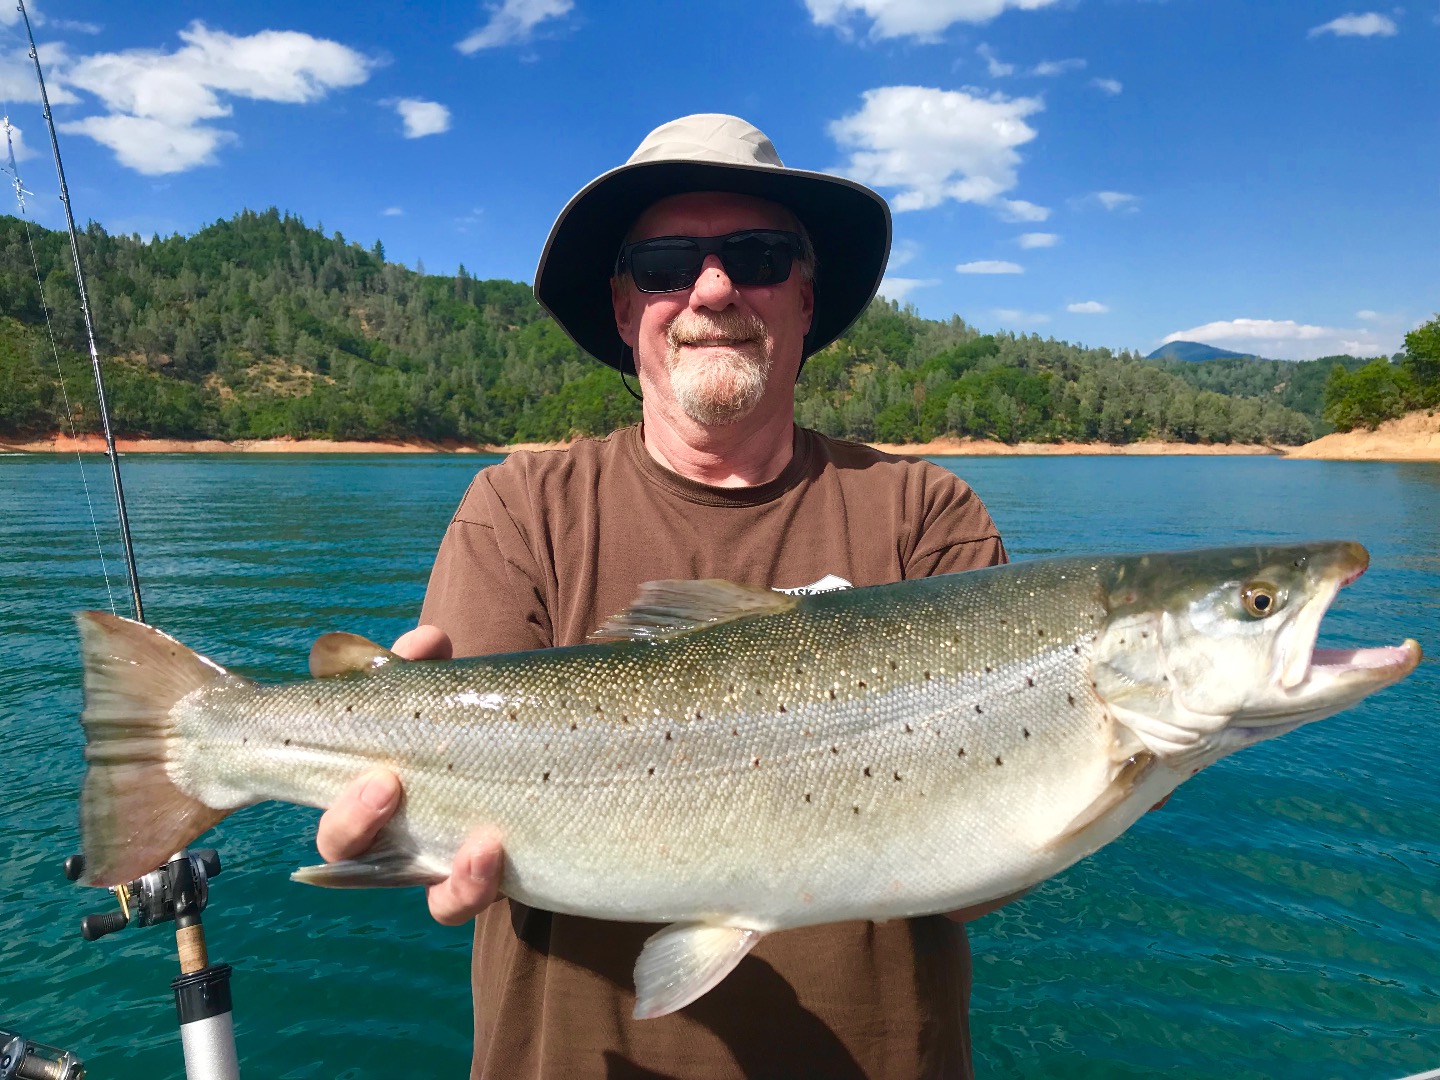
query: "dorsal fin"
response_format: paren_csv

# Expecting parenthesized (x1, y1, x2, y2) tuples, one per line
(589, 580, 798, 643)
(309, 632, 402, 678)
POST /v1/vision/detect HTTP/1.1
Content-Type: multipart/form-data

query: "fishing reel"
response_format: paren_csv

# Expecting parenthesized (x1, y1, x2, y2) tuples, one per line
(0, 1030, 84, 1080)
(63, 850, 222, 942)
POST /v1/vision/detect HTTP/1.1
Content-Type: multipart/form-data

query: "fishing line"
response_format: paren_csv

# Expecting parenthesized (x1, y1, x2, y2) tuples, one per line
(2, 112, 120, 618)
(7, 0, 143, 621)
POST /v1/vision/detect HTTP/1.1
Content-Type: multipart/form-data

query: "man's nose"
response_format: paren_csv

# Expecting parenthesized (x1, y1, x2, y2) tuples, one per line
(689, 253, 740, 309)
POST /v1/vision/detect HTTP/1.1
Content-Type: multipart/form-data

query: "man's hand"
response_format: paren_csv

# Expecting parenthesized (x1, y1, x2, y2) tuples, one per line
(314, 624, 505, 926)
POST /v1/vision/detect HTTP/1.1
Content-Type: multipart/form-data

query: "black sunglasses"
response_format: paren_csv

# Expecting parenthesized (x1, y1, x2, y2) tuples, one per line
(615, 229, 802, 293)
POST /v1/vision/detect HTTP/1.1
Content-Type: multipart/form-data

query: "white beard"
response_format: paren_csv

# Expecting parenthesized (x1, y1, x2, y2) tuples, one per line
(665, 312, 772, 426)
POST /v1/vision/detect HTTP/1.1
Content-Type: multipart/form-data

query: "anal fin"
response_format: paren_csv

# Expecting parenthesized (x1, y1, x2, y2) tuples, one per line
(291, 830, 447, 889)
(1045, 750, 1157, 852)
(632, 922, 766, 1019)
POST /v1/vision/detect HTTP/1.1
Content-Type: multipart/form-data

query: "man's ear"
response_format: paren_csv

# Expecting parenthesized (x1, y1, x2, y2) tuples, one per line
(611, 277, 638, 349)
(799, 276, 815, 337)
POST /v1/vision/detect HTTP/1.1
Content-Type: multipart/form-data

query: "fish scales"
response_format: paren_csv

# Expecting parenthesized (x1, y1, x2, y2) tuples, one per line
(76, 541, 1420, 1017)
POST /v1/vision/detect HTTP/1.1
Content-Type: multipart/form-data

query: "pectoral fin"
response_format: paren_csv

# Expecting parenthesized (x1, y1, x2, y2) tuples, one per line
(632, 922, 766, 1019)
(591, 580, 797, 643)
(1046, 750, 1157, 852)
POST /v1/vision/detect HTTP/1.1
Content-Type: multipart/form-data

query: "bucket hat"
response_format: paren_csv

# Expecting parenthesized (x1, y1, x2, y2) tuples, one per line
(534, 113, 892, 374)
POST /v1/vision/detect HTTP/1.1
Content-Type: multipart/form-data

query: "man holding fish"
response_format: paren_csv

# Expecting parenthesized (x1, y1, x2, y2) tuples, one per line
(321, 114, 1011, 1077)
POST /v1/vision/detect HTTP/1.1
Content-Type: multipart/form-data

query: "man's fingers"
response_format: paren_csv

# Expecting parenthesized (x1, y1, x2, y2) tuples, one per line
(427, 830, 503, 926)
(392, 624, 452, 661)
(316, 768, 402, 862)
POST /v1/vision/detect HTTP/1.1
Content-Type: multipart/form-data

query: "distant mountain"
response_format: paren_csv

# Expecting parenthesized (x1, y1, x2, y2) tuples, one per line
(1147, 340, 1263, 363)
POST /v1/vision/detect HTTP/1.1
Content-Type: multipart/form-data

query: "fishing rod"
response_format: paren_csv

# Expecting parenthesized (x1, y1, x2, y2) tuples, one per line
(8, 3, 238, 1076)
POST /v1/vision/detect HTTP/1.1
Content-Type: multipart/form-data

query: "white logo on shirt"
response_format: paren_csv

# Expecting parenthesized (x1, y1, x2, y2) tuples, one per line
(774, 574, 853, 596)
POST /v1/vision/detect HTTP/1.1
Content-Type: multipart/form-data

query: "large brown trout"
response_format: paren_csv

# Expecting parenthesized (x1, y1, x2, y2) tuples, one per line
(76, 541, 1419, 1017)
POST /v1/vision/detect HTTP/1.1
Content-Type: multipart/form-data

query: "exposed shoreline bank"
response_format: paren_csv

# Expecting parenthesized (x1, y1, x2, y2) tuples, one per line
(4, 413, 1438, 461)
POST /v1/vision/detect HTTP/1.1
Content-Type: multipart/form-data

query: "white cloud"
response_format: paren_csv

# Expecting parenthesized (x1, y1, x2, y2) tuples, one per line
(457, 0, 574, 53)
(877, 276, 938, 301)
(1, 42, 81, 106)
(977, 44, 1084, 77)
(1067, 300, 1109, 314)
(994, 307, 1050, 325)
(1091, 77, 1123, 95)
(1093, 190, 1139, 211)
(1161, 318, 1396, 360)
(1355, 309, 1379, 320)
(830, 86, 1046, 216)
(957, 260, 1023, 274)
(395, 98, 450, 138)
(1018, 231, 1058, 248)
(2, 119, 34, 163)
(977, 44, 1014, 76)
(1031, 58, 1085, 76)
(1309, 12, 1398, 37)
(889, 238, 921, 268)
(55, 22, 373, 175)
(382, 206, 404, 216)
(806, 0, 1061, 41)
(997, 198, 1050, 222)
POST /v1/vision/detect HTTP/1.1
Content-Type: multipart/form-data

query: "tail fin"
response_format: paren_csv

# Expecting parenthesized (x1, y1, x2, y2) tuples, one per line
(76, 611, 235, 887)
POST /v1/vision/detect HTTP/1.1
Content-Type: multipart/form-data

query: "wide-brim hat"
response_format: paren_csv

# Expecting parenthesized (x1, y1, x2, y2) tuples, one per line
(534, 113, 892, 374)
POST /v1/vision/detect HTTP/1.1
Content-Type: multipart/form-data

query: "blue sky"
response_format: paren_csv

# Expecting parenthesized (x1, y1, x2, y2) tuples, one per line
(1, 0, 1435, 360)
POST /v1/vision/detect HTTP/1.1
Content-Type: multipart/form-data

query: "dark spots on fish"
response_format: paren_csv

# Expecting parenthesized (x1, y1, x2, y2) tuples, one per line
(893, 771, 902, 782)
(999, 617, 1007, 626)
(1023, 728, 1031, 739)
(828, 688, 837, 700)
(984, 665, 993, 674)
(665, 731, 673, 741)
(570, 721, 578, 731)
(648, 766, 656, 776)
(695, 710, 703, 720)
(958, 747, 967, 758)
(242, 737, 248, 745)
(594, 702, 603, 712)
(904, 723, 913, 734)
(857, 680, 867, 689)
(508, 709, 518, 721)
(344, 705, 353, 714)
(543, 741, 550, 751)
(888, 659, 898, 671)
(753, 757, 761, 768)
(312, 697, 320, 707)
(803, 729, 813, 737)
(284, 738, 292, 746)
(853, 806, 861, 815)
(863, 766, 872, 777)
(731, 727, 739, 737)
(755, 687, 764, 697)
(1141, 631, 1149, 640)
(831, 746, 839, 755)
(1073, 645, 1081, 655)
(447, 763, 454, 772)
(1067, 694, 1076, 706)
(1025, 676, 1034, 688)
(975, 704, 984, 714)
(778, 704, 787, 714)
(804, 793, 812, 803)
(413, 710, 421, 720)
(924, 671, 932, 680)
(995, 755, 1004, 766)
(543, 771, 550, 783)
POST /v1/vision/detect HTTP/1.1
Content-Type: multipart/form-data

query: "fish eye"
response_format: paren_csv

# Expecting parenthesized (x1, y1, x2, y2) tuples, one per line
(1241, 583, 1279, 618)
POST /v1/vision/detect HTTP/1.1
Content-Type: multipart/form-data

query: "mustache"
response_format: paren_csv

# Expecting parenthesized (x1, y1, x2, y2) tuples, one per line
(667, 311, 767, 347)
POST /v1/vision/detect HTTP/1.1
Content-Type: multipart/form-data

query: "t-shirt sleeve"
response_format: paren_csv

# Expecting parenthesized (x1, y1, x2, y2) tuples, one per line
(418, 470, 554, 658)
(905, 467, 1008, 578)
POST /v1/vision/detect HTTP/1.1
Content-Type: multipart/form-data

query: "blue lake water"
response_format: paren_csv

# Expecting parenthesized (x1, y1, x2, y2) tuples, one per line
(1, 451, 1436, 1078)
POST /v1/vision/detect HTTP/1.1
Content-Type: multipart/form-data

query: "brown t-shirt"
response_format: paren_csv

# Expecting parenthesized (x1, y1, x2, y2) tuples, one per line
(420, 424, 1006, 1080)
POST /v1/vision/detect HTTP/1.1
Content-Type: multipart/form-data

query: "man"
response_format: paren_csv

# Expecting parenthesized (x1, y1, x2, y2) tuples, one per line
(318, 114, 1007, 1078)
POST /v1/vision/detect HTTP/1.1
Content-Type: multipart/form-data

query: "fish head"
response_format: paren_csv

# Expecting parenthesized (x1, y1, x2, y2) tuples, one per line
(1091, 541, 1420, 768)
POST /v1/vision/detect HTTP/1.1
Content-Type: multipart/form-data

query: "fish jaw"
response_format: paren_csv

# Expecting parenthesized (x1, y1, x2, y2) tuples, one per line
(1092, 542, 1421, 768)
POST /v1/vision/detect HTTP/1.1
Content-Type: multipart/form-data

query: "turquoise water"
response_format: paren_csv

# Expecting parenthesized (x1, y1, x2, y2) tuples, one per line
(1, 452, 1436, 1078)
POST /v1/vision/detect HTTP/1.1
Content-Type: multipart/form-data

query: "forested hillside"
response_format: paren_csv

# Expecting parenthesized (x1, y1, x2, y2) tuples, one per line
(2, 209, 1322, 446)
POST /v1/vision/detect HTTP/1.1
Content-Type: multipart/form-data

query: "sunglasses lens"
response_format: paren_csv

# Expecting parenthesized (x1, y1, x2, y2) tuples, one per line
(628, 243, 700, 293)
(722, 234, 794, 287)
